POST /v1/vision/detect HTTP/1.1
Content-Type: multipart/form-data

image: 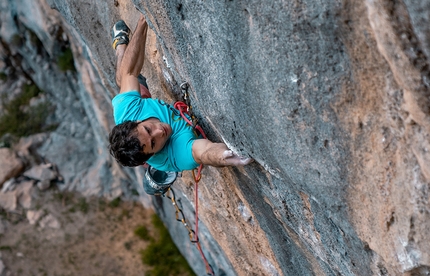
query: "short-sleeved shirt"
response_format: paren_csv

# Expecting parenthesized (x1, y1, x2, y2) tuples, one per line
(112, 91, 199, 172)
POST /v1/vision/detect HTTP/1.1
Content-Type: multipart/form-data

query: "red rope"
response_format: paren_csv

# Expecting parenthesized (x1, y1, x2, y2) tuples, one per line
(174, 101, 214, 275)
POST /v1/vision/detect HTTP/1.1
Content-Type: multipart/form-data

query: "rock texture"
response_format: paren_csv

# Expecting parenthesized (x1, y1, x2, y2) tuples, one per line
(0, 148, 24, 186)
(1, 0, 429, 275)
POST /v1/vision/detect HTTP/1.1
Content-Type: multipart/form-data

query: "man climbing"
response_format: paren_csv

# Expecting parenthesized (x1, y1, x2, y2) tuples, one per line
(108, 15, 252, 172)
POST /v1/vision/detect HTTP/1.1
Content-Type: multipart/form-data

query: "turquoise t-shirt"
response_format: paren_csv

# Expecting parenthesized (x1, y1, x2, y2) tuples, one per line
(112, 91, 199, 172)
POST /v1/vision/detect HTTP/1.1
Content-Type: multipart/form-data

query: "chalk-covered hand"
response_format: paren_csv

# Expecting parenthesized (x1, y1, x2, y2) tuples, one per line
(192, 140, 253, 167)
(221, 150, 253, 166)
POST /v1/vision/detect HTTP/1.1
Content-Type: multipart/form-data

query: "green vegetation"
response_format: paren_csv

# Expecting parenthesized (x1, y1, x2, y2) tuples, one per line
(124, 241, 133, 251)
(0, 83, 57, 140)
(53, 191, 74, 205)
(119, 209, 131, 220)
(10, 34, 22, 47)
(57, 47, 76, 72)
(0, 72, 7, 82)
(98, 198, 107, 211)
(67, 198, 90, 214)
(0, 245, 12, 251)
(53, 192, 92, 215)
(136, 214, 195, 276)
(134, 225, 152, 241)
(28, 29, 43, 48)
(108, 197, 121, 208)
(77, 198, 89, 214)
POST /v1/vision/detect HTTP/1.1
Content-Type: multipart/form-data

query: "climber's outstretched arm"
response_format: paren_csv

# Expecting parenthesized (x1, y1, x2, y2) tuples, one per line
(192, 139, 253, 167)
(119, 15, 148, 94)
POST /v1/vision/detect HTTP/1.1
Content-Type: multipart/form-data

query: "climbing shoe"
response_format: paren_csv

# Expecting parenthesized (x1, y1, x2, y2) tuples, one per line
(111, 20, 130, 50)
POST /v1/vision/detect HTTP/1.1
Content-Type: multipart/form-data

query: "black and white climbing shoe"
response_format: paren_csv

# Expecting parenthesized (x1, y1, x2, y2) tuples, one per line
(111, 20, 130, 50)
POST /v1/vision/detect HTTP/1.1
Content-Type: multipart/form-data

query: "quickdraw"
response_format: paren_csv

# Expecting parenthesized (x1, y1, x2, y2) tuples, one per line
(166, 82, 214, 276)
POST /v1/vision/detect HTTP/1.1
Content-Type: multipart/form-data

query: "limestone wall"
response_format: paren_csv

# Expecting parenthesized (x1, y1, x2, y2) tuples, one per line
(1, 0, 429, 274)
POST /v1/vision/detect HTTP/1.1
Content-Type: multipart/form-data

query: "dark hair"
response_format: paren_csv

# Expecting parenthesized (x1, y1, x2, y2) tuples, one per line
(108, 121, 154, 167)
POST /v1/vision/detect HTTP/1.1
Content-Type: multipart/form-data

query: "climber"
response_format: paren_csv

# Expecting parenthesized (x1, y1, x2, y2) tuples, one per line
(108, 15, 252, 172)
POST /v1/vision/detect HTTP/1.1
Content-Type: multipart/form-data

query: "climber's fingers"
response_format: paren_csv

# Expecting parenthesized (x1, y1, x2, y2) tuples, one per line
(222, 150, 253, 166)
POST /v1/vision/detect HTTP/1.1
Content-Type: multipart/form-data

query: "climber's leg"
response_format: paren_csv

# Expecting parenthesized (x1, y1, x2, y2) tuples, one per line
(112, 20, 130, 87)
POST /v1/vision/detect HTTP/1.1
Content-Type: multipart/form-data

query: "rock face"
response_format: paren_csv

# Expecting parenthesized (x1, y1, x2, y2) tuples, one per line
(0, 148, 24, 186)
(1, 0, 429, 275)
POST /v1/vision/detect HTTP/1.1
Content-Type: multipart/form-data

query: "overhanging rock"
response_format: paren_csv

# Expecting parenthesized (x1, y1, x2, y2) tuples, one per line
(4, 0, 430, 274)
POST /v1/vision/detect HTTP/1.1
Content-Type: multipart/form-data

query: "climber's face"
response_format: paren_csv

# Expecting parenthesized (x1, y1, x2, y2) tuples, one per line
(136, 118, 172, 154)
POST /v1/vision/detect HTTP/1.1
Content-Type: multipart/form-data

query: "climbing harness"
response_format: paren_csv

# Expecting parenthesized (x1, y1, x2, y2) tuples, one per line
(167, 82, 214, 275)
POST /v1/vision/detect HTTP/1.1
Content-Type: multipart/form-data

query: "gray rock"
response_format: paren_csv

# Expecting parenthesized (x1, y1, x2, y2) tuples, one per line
(1, 178, 16, 193)
(0, 181, 34, 211)
(0, 193, 16, 211)
(39, 214, 60, 229)
(26, 209, 44, 225)
(15, 181, 34, 209)
(0, 259, 4, 275)
(23, 164, 56, 183)
(15, 134, 49, 160)
(37, 180, 51, 191)
(0, 219, 6, 235)
(2, 0, 430, 274)
(0, 148, 25, 187)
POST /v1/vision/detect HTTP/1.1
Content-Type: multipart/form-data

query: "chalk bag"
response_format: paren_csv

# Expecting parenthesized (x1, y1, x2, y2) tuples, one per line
(143, 165, 178, 196)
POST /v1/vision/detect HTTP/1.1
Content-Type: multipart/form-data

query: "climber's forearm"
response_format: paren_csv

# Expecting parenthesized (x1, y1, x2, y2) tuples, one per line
(192, 140, 228, 166)
(119, 16, 148, 93)
(192, 139, 253, 167)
